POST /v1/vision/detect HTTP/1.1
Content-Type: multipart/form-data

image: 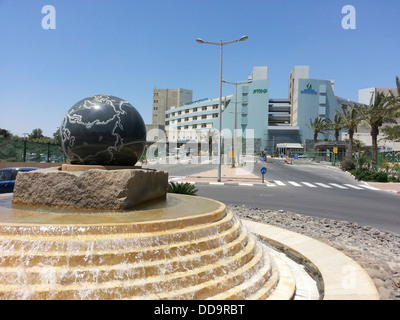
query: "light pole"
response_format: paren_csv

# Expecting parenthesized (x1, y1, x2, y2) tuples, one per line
(222, 80, 252, 167)
(196, 35, 248, 181)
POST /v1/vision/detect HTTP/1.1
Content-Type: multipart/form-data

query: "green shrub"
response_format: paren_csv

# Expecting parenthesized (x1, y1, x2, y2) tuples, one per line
(373, 172, 389, 182)
(167, 182, 198, 195)
(353, 169, 388, 182)
(340, 158, 356, 171)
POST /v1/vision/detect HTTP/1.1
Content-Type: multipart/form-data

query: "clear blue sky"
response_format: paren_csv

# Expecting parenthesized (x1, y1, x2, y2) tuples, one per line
(0, 0, 399, 137)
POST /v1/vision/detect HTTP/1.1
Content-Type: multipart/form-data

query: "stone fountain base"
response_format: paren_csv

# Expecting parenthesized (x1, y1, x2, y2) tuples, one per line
(12, 166, 168, 210)
(0, 193, 295, 300)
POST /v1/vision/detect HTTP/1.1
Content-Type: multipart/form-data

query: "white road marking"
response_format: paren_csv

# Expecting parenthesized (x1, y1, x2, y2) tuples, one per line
(288, 181, 302, 187)
(301, 182, 317, 188)
(344, 184, 364, 190)
(329, 183, 348, 189)
(314, 183, 333, 188)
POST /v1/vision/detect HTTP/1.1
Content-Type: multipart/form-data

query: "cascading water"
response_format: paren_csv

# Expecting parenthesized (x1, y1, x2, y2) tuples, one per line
(0, 193, 287, 300)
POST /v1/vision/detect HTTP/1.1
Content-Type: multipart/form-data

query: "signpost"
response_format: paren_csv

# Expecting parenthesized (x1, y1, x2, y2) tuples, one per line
(261, 167, 267, 183)
(333, 147, 338, 166)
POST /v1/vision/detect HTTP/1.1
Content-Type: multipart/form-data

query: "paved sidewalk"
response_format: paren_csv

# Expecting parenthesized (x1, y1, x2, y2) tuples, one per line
(175, 165, 265, 185)
(365, 182, 400, 194)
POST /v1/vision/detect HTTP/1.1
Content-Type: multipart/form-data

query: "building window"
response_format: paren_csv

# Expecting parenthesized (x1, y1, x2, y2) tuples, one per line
(185, 109, 189, 114)
(193, 124, 197, 129)
(202, 115, 207, 119)
(153, 100, 158, 104)
(193, 116, 197, 120)
(212, 113, 218, 118)
(212, 104, 218, 109)
(202, 106, 207, 111)
(185, 117, 189, 121)
(193, 107, 198, 112)
(201, 123, 207, 128)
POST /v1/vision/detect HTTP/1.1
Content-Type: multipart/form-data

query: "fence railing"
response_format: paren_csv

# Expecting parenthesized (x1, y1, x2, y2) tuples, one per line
(378, 151, 400, 164)
(288, 150, 347, 165)
(0, 138, 66, 163)
(378, 151, 400, 179)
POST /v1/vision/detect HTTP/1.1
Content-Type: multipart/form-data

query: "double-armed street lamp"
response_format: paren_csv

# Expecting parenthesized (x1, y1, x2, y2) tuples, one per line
(195, 36, 248, 181)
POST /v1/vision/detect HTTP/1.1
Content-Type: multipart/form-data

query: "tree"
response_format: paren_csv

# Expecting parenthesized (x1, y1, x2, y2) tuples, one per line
(0, 128, 11, 139)
(357, 91, 398, 167)
(382, 125, 400, 142)
(29, 128, 44, 140)
(341, 105, 362, 159)
(379, 76, 400, 153)
(329, 112, 345, 142)
(53, 128, 61, 144)
(306, 117, 331, 148)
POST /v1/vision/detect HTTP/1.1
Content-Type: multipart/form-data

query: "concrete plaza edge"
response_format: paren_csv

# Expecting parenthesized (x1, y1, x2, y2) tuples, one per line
(242, 219, 380, 300)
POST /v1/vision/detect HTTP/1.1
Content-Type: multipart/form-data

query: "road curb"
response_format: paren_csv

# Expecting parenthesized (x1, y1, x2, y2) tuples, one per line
(181, 181, 268, 187)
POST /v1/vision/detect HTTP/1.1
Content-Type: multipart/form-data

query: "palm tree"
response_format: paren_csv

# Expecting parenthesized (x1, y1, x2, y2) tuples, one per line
(379, 76, 400, 152)
(382, 126, 400, 142)
(341, 105, 361, 159)
(306, 117, 331, 149)
(357, 91, 398, 167)
(330, 111, 345, 142)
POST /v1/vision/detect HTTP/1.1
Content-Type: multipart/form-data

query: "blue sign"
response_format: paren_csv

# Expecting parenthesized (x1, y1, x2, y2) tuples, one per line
(261, 167, 267, 175)
(183, 98, 209, 105)
(300, 83, 318, 94)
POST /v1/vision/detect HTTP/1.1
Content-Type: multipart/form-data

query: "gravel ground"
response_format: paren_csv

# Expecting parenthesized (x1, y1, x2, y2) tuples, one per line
(230, 204, 400, 300)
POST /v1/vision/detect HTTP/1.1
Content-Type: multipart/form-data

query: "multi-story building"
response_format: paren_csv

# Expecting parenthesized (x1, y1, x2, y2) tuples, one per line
(164, 96, 232, 142)
(152, 88, 193, 125)
(158, 66, 355, 155)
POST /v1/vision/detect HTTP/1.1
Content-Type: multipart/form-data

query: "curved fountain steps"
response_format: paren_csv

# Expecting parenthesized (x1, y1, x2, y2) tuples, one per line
(0, 194, 296, 300)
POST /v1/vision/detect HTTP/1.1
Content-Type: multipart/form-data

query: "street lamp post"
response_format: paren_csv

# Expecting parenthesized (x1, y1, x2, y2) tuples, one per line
(222, 80, 252, 167)
(196, 36, 248, 181)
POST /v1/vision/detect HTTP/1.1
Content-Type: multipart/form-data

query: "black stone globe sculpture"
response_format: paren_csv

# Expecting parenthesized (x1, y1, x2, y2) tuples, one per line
(60, 95, 146, 166)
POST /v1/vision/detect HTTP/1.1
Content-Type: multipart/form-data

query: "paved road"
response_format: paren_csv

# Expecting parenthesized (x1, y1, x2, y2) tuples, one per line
(145, 159, 400, 235)
(195, 184, 400, 234)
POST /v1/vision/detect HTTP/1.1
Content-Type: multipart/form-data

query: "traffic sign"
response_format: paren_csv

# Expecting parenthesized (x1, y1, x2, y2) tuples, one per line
(261, 167, 267, 175)
(261, 167, 267, 183)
